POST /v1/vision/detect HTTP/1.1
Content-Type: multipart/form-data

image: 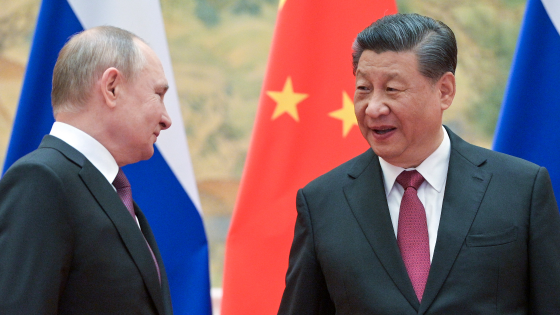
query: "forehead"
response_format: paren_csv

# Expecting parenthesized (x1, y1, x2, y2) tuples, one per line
(136, 40, 166, 81)
(355, 50, 421, 80)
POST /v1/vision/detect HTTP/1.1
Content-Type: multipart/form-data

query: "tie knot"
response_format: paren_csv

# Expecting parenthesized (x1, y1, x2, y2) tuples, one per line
(396, 170, 425, 190)
(113, 168, 131, 190)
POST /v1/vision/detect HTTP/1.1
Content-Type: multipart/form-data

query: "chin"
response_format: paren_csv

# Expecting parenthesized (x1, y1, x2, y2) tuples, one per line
(371, 146, 399, 161)
(143, 153, 155, 161)
(138, 148, 155, 162)
(371, 146, 387, 158)
(369, 141, 387, 155)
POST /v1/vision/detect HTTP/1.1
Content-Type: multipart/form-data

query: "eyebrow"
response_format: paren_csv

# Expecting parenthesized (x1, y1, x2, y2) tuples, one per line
(355, 70, 400, 80)
(385, 72, 399, 80)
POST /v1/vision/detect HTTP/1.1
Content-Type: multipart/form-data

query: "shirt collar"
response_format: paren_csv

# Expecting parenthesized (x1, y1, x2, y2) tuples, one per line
(50, 122, 119, 184)
(379, 126, 451, 196)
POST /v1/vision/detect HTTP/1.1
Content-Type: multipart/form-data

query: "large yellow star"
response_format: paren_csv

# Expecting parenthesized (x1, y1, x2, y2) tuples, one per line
(279, 0, 287, 10)
(329, 91, 358, 137)
(267, 76, 309, 121)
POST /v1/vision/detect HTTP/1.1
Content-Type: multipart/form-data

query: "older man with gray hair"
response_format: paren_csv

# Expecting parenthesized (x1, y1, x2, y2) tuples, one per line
(279, 13, 560, 314)
(0, 26, 173, 314)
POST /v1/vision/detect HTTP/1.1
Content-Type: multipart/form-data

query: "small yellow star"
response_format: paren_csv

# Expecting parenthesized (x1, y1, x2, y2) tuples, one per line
(279, 0, 287, 10)
(329, 91, 358, 137)
(267, 76, 309, 121)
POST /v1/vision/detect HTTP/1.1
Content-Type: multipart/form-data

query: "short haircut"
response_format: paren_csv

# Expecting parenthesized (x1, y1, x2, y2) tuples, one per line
(51, 26, 147, 114)
(352, 13, 457, 81)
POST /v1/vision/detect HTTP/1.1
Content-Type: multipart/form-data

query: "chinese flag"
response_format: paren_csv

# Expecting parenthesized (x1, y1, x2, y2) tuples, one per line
(221, 1, 398, 314)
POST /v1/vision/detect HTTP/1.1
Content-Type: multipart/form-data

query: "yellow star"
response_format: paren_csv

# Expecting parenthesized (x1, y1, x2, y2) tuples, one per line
(267, 77, 309, 121)
(279, 0, 287, 10)
(329, 91, 358, 137)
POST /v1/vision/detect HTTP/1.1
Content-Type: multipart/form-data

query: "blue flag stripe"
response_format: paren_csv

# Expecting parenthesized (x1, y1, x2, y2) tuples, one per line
(494, 0, 560, 199)
(2, 0, 82, 173)
(2, 0, 211, 313)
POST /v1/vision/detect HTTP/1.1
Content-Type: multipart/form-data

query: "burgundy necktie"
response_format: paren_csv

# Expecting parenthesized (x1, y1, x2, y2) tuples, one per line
(396, 170, 430, 302)
(113, 168, 161, 284)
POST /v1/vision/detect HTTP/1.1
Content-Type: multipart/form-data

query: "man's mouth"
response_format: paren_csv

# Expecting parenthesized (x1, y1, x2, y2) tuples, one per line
(373, 127, 396, 135)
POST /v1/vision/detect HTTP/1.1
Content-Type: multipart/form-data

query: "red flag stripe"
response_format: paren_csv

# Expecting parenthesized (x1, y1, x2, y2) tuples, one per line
(222, 1, 398, 314)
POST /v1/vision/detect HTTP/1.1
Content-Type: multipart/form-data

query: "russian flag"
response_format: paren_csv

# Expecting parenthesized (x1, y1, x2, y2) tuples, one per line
(2, 0, 212, 314)
(493, 0, 560, 199)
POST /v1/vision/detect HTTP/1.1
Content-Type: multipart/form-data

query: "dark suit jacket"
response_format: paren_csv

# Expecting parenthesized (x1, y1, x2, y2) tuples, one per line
(278, 127, 560, 314)
(0, 135, 173, 315)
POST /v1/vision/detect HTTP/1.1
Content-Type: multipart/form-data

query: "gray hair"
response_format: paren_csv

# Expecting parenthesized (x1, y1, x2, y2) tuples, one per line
(51, 25, 147, 114)
(352, 13, 457, 82)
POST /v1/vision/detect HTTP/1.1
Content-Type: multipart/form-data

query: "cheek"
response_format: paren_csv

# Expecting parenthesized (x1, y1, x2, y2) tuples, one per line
(354, 101, 366, 120)
(141, 104, 160, 123)
(415, 103, 441, 128)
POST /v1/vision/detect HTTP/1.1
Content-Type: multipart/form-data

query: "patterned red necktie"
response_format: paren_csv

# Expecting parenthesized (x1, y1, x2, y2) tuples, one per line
(396, 170, 430, 302)
(113, 168, 161, 284)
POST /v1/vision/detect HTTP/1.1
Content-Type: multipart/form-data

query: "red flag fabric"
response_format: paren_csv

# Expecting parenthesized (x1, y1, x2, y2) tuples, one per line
(221, 1, 398, 314)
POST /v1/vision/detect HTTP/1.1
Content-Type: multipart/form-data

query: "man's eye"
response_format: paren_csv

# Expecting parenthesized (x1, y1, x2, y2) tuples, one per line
(357, 86, 370, 91)
(387, 87, 398, 92)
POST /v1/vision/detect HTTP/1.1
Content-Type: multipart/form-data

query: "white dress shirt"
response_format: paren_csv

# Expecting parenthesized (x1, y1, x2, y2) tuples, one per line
(50, 122, 142, 227)
(50, 122, 119, 184)
(379, 126, 451, 262)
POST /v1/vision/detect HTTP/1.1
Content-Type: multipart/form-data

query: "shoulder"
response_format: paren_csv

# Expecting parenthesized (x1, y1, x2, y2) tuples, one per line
(447, 127, 543, 178)
(5, 148, 72, 177)
(2, 151, 62, 191)
(4, 135, 85, 178)
(1, 142, 84, 196)
(0, 148, 75, 230)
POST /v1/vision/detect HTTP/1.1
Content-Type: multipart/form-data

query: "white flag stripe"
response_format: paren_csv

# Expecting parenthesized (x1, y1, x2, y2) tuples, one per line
(67, 0, 202, 212)
(543, 0, 560, 36)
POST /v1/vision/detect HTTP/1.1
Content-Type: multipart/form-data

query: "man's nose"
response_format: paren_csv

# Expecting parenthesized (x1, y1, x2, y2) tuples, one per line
(160, 106, 172, 130)
(365, 94, 390, 118)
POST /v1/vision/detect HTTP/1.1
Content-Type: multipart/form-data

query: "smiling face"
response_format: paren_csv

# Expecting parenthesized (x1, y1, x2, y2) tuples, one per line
(111, 41, 172, 166)
(354, 50, 454, 168)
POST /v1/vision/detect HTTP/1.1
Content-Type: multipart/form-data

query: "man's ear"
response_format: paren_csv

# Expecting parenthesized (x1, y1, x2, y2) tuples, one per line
(438, 72, 456, 111)
(100, 67, 121, 108)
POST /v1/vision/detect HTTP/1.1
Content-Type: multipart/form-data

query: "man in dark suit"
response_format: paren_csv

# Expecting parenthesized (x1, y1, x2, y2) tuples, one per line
(0, 26, 173, 314)
(278, 13, 560, 314)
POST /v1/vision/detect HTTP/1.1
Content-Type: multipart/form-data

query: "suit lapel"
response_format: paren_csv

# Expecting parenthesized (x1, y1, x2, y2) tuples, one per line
(136, 206, 172, 314)
(79, 164, 165, 315)
(418, 129, 492, 314)
(343, 150, 420, 311)
(41, 136, 166, 315)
